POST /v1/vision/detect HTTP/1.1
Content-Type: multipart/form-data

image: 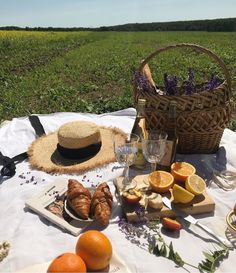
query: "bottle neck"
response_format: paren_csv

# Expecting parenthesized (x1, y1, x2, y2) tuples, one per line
(137, 103, 145, 118)
(132, 102, 147, 140)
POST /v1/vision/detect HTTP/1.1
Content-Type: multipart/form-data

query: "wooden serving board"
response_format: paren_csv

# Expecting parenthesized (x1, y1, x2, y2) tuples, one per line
(115, 174, 215, 222)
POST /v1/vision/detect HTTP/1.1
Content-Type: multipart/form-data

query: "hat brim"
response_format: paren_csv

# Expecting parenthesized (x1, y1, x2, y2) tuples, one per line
(28, 126, 127, 174)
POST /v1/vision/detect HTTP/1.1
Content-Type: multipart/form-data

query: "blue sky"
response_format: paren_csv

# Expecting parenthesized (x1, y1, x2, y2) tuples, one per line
(0, 0, 235, 28)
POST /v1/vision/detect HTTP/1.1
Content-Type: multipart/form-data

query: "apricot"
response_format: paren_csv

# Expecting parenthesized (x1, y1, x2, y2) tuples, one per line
(162, 217, 182, 231)
(122, 189, 142, 204)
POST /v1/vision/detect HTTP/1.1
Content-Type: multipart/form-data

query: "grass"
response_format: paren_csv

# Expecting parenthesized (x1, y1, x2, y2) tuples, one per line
(0, 30, 235, 130)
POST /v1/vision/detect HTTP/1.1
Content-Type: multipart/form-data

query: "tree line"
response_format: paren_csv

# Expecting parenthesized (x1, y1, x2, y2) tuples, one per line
(0, 17, 235, 32)
(99, 18, 236, 32)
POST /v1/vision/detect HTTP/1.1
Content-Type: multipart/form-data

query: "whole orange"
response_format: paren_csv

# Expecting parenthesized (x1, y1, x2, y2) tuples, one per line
(47, 252, 86, 273)
(75, 230, 112, 271)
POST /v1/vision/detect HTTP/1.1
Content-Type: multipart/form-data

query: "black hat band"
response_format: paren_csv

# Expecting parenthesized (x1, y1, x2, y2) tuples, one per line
(57, 142, 102, 159)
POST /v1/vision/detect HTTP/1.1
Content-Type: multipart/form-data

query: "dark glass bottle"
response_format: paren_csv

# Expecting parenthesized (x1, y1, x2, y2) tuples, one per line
(158, 100, 178, 171)
(131, 98, 147, 169)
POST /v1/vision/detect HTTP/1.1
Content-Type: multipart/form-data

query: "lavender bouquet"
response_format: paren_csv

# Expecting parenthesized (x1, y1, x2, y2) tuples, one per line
(134, 68, 223, 96)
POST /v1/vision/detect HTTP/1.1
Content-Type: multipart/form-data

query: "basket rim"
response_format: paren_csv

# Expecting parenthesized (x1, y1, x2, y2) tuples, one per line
(138, 43, 231, 91)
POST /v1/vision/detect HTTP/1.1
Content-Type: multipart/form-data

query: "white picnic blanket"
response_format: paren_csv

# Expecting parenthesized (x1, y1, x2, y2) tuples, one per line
(0, 108, 235, 273)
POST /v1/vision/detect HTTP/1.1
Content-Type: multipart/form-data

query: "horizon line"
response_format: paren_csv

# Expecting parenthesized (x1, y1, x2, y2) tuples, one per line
(0, 16, 235, 29)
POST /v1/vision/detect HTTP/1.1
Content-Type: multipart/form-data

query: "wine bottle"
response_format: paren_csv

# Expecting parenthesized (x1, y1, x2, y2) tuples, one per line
(131, 98, 147, 169)
(158, 100, 178, 171)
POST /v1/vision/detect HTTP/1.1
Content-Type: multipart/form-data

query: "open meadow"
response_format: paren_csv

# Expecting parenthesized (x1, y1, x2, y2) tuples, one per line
(0, 30, 235, 129)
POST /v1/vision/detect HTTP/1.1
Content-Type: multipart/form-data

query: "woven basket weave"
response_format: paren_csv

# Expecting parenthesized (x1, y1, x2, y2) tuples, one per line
(133, 43, 232, 154)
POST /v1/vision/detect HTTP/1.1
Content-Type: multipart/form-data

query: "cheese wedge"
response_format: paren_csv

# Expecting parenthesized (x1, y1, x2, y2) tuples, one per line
(147, 192, 163, 209)
(139, 192, 163, 210)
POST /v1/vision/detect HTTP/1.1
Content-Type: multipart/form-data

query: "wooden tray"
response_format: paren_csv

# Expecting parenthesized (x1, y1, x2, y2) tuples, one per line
(115, 174, 215, 222)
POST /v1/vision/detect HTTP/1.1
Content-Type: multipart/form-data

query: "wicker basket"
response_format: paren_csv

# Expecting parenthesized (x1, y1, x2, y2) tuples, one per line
(133, 43, 232, 154)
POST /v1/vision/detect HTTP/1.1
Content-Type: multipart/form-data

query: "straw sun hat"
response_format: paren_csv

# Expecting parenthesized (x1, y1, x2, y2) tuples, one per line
(28, 120, 127, 174)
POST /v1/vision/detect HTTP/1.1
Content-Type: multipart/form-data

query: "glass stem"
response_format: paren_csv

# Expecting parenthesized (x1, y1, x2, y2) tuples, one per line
(123, 164, 129, 187)
(151, 162, 157, 172)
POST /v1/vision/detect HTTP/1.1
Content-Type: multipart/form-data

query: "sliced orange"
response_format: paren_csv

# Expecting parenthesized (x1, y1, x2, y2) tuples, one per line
(172, 184, 195, 204)
(171, 162, 196, 182)
(148, 171, 174, 193)
(185, 174, 206, 195)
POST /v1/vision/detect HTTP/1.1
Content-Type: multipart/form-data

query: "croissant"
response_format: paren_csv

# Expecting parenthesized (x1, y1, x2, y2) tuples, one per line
(90, 182, 113, 226)
(67, 179, 91, 220)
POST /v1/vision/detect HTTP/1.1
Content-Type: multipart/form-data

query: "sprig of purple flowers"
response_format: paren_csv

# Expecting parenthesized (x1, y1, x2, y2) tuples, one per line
(118, 205, 187, 268)
(118, 204, 230, 271)
(164, 73, 179, 95)
(134, 69, 223, 96)
(118, 207, 158, 251)
(203, 74, 223, 91)
(134, 71, 156, 94)
(184, 68, 195, 95)
(164, 69, 223, 95)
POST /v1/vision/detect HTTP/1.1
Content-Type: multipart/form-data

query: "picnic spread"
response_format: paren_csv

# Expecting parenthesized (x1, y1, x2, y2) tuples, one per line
(0, 108, 236, 273)
(1, 43, 236, 273)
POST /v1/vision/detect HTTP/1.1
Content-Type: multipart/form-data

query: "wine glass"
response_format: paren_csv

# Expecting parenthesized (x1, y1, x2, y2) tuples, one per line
(114, 133, 139, 190)
(142, 130, 168, 173)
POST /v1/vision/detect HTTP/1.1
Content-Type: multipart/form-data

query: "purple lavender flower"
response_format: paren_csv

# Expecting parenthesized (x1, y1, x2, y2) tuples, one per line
(184, 68, 195, 95)
(203, 74, 223, 91)
(134, 71, 154, 93)
(135, 204, 147, 222)
(118, 216, 144, 239)
(118, 214, 161, 253)
(164, 73, 178, 95)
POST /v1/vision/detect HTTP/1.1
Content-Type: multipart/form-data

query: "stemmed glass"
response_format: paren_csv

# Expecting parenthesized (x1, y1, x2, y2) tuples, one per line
(114, 133, 139, 190)
(142, 130, 168, 173)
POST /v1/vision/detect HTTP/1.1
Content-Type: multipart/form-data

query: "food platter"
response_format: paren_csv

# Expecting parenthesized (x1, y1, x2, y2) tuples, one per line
(115, 174, 215, 222)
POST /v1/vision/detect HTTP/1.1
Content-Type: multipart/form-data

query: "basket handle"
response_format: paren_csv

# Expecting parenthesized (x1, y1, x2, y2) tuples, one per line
(139, 43, 231, 91)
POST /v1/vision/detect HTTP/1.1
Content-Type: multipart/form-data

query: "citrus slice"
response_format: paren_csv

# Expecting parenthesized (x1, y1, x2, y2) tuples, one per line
(186, 174, 206, 195)
(148, 171, 174, 193)
(171, 162, 196, 182)
(172, 184, 194, 204)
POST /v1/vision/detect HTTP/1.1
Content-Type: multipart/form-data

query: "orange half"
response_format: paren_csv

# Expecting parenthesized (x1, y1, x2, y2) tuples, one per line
(148, 171, 174, 193)
(171, 162, 196, 182)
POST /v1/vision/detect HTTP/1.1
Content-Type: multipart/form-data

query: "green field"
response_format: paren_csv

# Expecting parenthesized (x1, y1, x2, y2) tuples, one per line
(0, 30, 235, 129)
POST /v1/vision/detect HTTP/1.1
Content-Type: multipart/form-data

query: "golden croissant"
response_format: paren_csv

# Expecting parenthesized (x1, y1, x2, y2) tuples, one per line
(67, 179, 92, 220)
(90, 182, 113, 226)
